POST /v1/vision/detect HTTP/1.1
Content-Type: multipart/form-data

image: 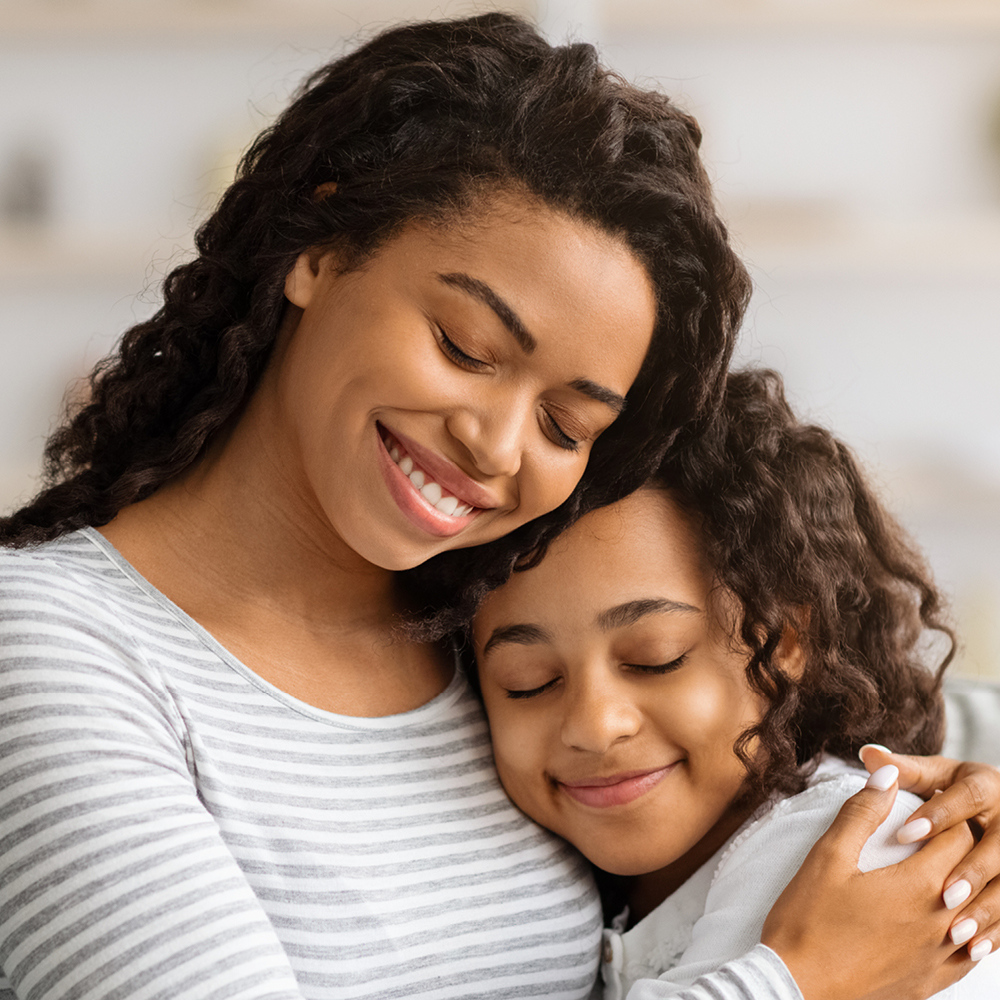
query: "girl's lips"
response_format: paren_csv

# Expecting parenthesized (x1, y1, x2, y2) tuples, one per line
(557, 764, 677, 808)
(375, 424, 496, 539)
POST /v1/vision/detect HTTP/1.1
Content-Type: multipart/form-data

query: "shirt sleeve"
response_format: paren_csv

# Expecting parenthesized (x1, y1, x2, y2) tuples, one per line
(625, 945, 801, 1000)
(624, 775, 921, 1000)
(0, 552, 306, 1000)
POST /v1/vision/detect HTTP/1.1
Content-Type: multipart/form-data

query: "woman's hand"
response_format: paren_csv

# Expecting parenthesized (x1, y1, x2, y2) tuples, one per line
(860, 745, 1000, 967)
(761, 766, 978, 1000)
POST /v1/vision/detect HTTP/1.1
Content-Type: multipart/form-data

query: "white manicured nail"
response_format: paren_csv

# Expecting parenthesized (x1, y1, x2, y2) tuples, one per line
(970, 940, 992, 962)
(866, 764, 898, 791)
(897, 817, 933, 844)
(858, 743, 892, 763)
(951, 919, 978, 946)
(942, 879, 972, 909)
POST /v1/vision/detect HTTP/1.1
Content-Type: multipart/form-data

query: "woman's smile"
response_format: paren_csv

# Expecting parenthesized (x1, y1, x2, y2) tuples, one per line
(376, 423, 490, 537)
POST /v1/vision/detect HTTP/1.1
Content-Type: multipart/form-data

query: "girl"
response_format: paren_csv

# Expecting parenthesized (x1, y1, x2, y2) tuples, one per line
(474, 368, 999, 999)
(1, 14, 999, 1000)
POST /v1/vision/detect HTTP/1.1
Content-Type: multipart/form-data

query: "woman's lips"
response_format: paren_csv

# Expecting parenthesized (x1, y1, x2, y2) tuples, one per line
(557, 765, 677, 808)
(376, 423, 498, 539)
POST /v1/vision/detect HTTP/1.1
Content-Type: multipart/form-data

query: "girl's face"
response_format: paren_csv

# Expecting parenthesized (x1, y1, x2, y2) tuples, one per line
(264, 192, 655, 571)
(474, 490, 783, 880)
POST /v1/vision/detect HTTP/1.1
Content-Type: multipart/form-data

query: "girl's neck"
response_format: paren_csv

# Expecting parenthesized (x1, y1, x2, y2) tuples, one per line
(97, 416, 452, 717)
(626, 799, 757, 926)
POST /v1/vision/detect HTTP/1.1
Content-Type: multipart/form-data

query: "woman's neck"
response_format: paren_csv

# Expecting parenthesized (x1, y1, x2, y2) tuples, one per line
(97, 416, 453, 717)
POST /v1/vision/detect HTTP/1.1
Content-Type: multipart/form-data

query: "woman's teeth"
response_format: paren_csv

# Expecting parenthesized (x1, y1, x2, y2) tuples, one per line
(388, 444, 473, 518)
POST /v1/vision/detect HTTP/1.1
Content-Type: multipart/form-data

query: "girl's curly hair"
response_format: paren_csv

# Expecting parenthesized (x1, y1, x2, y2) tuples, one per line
(659, 368, 951, 804)
(1, 12, 750, 626)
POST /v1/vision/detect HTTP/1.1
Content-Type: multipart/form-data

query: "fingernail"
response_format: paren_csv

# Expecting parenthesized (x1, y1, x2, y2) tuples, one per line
(951, 918, 978, 946)
(858, 743, 892, 763)
(970, 940, 992, 962)
(866, 764, 899, 791)
(942, 879, 972, 909)
(897, 817, 933, 844)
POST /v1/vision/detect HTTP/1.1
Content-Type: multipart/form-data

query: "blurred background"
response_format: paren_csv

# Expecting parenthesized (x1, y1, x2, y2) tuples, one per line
(1, 0, 998, 676)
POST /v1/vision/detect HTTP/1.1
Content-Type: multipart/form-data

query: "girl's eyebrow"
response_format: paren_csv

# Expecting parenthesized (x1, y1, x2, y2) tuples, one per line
(482, 622, 552, 657)
(597, 598, 700, 631)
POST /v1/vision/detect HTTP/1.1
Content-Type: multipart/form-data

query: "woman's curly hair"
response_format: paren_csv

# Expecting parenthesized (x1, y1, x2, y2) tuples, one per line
(1, 13, 750, 623)
(659, 368, 952, 804)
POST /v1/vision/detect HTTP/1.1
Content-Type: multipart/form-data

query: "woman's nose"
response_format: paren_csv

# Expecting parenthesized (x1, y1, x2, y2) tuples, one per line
(560, 676, 641, 754)
(447, 400, 528, 479)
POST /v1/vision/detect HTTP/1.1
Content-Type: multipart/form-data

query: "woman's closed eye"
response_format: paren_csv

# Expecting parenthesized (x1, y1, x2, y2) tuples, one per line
(542, 410, 580, 452)
(437, 326, 490, 371)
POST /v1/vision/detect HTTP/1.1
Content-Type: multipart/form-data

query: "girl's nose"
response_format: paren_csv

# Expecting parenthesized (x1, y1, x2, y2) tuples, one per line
(447, 400, 528, 479)
(560, 676, 641, 754)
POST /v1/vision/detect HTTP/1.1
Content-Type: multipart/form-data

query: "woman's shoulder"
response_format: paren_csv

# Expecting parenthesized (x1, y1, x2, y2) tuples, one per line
(1, 529, 166, 644)
(1, 528, 136, 604)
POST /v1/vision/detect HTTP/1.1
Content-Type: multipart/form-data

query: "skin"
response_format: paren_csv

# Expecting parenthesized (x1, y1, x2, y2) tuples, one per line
(97, 191, 656, 717)
(474, 488, 798, 920)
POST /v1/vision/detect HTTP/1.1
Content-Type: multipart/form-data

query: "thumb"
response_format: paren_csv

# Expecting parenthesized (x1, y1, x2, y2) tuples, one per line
(815, 765, 900, 868)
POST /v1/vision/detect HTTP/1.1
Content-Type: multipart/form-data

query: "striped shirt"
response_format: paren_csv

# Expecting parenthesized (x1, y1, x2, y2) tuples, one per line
(0, 530, 798, 1000)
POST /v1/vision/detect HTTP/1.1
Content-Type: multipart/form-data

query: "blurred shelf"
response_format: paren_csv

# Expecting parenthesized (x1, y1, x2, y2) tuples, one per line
(610, 0, 1000, 37)
(6, 211, 1000, 287)
(727, 207, 1000, 278)
(0, 0, 534, 43)
(0, 232, 191, 288)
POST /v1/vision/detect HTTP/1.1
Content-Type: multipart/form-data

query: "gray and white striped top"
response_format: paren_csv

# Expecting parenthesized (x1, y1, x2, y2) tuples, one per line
(0, 530, 799, 1000)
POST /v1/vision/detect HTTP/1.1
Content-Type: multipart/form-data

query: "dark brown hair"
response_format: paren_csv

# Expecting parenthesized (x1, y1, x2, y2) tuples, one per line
(659, 368, 951, 803)
(1, 13, 750, 623)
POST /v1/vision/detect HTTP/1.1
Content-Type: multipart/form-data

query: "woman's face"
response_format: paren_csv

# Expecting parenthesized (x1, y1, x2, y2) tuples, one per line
(265, 193, 655, 570)
(473, 490, 775, 879)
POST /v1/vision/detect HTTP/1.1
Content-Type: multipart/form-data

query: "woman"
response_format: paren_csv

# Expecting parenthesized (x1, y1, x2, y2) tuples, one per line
(0, 14, 997, 1000)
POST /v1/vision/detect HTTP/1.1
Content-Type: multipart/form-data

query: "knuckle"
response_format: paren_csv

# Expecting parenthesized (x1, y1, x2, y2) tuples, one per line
(964, 771, 995, 818)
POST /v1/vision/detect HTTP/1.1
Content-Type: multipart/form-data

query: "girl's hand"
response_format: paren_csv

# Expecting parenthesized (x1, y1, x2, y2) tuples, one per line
(761, 766, 977, 1000)
(860, 745, 1000, 966)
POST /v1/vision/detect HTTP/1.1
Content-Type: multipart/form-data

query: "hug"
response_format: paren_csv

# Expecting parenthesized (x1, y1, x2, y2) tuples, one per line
(1, 13, 998, 1000)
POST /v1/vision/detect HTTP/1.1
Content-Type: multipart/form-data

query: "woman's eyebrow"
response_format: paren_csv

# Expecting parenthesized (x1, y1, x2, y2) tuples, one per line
(597, 598, 700, 631)
(482, 622, 553, 657)
(438, 272, 536, 354)
(437, 272, 628, 415)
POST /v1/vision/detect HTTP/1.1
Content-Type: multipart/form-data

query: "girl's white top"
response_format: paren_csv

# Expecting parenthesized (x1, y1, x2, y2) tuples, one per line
(602, 759, 1000, 1000)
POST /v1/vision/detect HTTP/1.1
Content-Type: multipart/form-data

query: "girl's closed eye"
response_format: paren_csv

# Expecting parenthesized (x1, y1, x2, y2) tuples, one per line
(505, 676, 560, 700)
(625, 652, 688, 676)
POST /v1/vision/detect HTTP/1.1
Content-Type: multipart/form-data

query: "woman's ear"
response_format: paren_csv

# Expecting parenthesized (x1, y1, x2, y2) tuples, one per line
(284, 251, 324, 309)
